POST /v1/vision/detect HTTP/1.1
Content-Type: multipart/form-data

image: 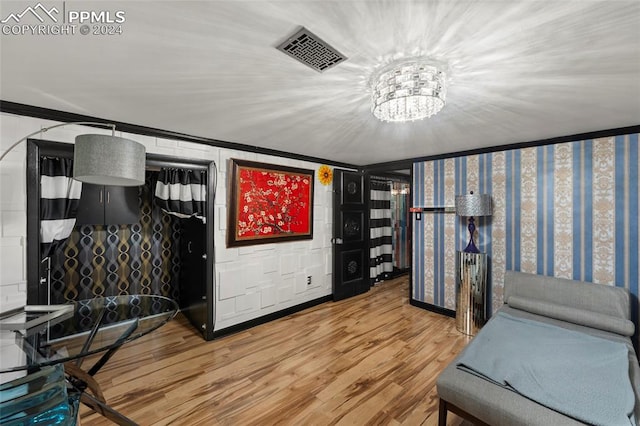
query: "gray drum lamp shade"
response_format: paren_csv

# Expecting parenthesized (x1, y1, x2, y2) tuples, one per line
(73, 134, 146, 186)
(455, 193, 492, 217)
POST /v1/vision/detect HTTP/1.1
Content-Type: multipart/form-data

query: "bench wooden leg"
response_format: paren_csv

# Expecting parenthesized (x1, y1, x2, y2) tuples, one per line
(438, 398, 447, 426)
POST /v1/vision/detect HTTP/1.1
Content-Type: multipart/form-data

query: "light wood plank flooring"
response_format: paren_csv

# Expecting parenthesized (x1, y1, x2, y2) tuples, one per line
(80, 276, 472, 425)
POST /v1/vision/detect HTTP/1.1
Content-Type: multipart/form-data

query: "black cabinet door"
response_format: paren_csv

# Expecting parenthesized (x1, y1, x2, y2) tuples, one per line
(104, 186, 139, 225)
(179, 217, 207, 335)
(75, 184, 139, 225)
(75, 184, 105, 224)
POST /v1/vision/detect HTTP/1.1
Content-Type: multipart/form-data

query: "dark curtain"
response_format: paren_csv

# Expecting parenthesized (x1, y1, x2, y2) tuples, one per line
(40, 157, 82, 259)
(154, 168, 206, 221)
(370, 178, 393, 284)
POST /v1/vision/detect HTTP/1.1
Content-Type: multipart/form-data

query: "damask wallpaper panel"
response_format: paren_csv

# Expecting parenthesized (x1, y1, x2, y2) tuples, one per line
(412, 134, 639, 332)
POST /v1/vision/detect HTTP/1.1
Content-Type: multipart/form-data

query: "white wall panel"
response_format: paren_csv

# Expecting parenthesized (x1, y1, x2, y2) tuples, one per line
(0, 112, 337, 332)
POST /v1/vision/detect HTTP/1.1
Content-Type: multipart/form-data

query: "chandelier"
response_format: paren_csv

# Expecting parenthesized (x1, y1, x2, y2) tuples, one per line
(371, 59, 447, 123)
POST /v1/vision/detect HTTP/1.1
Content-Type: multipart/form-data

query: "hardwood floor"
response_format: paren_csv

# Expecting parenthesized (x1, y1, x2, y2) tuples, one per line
(80, 276, 472, 425)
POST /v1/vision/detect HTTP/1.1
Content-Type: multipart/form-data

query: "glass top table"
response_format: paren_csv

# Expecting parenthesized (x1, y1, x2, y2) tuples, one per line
(0, 295, 178, 425)
(1, 294, 178, 373)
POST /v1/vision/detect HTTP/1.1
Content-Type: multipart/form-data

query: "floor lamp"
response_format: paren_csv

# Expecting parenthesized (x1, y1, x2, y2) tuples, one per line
(454, 191, 492, 335)
(0, 122, 146, 186)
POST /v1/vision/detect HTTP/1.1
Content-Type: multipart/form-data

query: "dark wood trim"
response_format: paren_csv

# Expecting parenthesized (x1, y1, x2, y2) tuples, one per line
(439, 399, 490, 426)
(211, 295, 332, 339)
(418, 207, 454, 213)
(366, 159, 415, 173)
(409, 298, 456, 318)
(368, 171, 411, 182)
(389, 268, 409, 279)
(26, 140, 77, 304)
(7, 101, 638, 172)
(0, 100, 358, 169)
(145, 155, 210, 170)
(438, 398, 447, 426)
(364, 124, 640, 170)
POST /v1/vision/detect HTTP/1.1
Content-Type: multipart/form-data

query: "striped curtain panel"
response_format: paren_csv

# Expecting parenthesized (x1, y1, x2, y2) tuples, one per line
(154, 168, 206, 222)
(40, 157, 82, 259)
(370, 179, 393, 284)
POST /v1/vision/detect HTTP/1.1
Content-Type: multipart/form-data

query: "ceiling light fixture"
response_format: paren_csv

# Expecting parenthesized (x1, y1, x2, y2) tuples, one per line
(370, 58, 447, 123)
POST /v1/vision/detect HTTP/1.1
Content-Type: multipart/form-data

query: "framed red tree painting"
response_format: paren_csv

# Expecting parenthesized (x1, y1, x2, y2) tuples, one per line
(227, 159, 314, 247)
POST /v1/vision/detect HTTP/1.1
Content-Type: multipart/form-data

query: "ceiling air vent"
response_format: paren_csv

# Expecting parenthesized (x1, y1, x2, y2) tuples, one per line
(276, 27, 347, 73)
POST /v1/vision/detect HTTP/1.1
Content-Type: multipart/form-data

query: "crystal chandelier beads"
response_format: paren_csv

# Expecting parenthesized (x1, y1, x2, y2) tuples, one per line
(371, 59, 447, 123)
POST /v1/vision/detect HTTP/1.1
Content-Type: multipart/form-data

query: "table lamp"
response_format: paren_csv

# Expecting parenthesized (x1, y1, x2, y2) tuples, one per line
(455, 191, 492, 253)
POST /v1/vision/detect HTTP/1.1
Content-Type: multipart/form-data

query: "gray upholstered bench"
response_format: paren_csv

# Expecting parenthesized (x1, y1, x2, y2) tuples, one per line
(437, 271, 640, 426)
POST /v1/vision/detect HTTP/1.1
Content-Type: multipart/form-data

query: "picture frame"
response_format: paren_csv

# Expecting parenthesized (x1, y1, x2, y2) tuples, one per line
(227, 159, 314, 247)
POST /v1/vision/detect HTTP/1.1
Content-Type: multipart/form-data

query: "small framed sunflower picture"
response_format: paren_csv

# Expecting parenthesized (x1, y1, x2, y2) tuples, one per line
(318, 165, 333, 186)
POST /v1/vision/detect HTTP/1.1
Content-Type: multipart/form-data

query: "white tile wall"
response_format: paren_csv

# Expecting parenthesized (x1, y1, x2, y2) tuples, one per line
(280, 254, 297, 275)
(260, 286, 276, 308)
(277, 277, 295, 303)
(0, 112, 337, 331)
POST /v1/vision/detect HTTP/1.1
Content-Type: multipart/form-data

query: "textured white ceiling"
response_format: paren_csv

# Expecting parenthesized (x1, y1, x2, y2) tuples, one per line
(1, 0, 639, 166)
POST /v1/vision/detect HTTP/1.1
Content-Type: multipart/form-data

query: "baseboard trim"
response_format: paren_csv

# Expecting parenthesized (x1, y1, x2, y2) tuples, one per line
(211, 295, 333, 339)
(410, 299, 456, 318)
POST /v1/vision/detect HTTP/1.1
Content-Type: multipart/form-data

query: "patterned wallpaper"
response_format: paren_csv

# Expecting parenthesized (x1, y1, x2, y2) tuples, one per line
(48, 172, 182, 303)
(412, 134, 639, 326)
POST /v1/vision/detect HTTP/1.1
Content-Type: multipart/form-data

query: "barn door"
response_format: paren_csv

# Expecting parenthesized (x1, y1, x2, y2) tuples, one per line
(332, 170, 369, 301)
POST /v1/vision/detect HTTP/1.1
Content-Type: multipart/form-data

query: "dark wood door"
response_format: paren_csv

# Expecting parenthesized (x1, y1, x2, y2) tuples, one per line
(332, 170, 369, 301)
(179, 216, 207, 336)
